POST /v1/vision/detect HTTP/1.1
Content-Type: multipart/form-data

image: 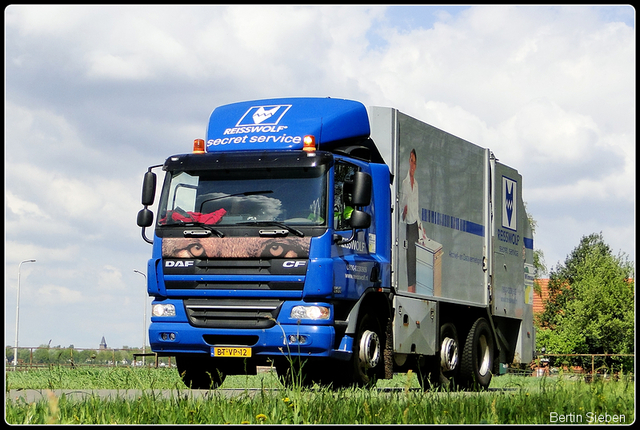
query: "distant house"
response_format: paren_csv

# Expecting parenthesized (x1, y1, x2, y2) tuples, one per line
(99, 336, 108, 350)
(533, 278, 549, 315)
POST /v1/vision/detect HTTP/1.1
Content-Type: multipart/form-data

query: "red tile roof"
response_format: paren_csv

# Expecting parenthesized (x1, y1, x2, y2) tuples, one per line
(533, 278, 549, 314)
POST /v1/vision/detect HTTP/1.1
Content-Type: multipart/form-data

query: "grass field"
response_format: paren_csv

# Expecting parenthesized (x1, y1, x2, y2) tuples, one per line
(5, 366, 635, 424)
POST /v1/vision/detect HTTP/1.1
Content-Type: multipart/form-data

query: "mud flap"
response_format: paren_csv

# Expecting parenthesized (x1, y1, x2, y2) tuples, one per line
(384, 317, 394, 379)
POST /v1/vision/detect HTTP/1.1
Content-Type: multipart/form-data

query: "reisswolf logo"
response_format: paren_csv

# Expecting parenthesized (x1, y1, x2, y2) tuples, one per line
(502, 176, 517, 231)
(236, 105, 292, 127)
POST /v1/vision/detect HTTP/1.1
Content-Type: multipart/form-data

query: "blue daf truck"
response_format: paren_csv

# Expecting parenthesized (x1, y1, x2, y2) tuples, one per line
(137, 97, 535, 390)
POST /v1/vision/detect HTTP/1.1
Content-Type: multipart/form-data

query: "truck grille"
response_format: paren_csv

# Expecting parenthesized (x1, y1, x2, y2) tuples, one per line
(184, 298, 283, 329)
(164, 258, 307, 291)
(165, 280, 303, 290)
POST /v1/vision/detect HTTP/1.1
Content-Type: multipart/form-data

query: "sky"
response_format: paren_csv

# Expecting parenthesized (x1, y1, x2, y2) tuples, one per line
(4, 5, 635, 350)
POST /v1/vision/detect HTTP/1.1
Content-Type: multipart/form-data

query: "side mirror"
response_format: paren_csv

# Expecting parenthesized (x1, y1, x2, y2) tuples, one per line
(351, 171, 372, 207)
(349, 209, 371, 229)
(138, 164, 162, 245)
(334, 209, 371, 245)
(141, 171, 157, 206)
(333, 170, 372, 246)
(137, 208, 154, 228)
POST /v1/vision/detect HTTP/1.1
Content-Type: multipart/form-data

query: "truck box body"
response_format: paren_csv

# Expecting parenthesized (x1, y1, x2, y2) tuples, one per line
(370, 107, 534, 364)
(138, 97, 535, 389)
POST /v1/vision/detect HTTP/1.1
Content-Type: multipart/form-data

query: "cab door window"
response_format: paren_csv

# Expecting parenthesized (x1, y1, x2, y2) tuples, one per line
(334, 162, 358, 231)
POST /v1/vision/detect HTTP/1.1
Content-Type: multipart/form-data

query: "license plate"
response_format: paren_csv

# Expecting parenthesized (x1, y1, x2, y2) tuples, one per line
(212, 347, 252, 358)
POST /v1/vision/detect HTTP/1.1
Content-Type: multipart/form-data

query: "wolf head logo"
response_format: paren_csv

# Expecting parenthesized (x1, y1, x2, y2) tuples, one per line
(505, 181, 514, 226)
(252, 106, 280, 124)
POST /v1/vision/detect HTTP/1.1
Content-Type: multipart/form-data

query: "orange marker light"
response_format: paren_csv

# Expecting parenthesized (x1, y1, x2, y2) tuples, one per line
(193, 139, 206, 154)
(302, 135, 316, 152)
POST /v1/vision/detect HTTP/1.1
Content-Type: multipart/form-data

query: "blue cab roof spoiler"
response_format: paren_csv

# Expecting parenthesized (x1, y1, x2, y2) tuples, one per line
(205, 97, 371, 153)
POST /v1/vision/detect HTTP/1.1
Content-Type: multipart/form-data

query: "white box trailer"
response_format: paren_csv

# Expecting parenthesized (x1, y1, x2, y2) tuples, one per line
(369, 107, 535, 384)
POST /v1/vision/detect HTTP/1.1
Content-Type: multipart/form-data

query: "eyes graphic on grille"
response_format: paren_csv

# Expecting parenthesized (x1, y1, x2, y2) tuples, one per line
(259, 240, 307, 258)
(163, 237, 310, 259)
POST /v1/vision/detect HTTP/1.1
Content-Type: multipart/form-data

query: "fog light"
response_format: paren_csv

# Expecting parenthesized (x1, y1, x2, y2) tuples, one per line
(290, 305, 330, 320)
(153, 304, 176, 317)
(161, 332, 177, 341)
(288, 334, 309, 345)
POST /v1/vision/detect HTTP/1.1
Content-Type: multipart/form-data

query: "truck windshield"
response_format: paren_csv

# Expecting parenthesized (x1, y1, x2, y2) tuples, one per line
(157, 167, 328, 227)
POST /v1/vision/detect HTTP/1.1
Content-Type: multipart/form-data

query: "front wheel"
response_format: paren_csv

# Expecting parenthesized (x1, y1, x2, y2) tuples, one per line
(460, 318, 494, 390)
(349, 312, 385, 387)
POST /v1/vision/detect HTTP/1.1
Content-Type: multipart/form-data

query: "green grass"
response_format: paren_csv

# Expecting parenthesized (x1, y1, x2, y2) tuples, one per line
(5, 367, 635, 424)
(6, 366, 185, 391)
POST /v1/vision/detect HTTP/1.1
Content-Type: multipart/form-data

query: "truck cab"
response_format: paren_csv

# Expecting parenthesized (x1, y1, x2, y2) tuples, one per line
(138, 98, 392, 388)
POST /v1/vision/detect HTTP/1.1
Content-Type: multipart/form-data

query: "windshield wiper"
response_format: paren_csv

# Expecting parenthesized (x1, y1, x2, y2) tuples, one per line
(192, 223, 225, 238)
(236, 221, 305, 237)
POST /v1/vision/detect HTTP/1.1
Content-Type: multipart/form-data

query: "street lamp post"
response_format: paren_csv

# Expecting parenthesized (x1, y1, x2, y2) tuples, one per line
(133, 269, 147, 365)
(14, 259, 36, 368)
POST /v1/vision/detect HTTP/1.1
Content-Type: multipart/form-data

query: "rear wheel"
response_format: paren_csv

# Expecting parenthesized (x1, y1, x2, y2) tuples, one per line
(439, 323, 461, 383)
(419, 322, 461, 390)
(460, 318, 494, 390)
(176, 354, 225, 389)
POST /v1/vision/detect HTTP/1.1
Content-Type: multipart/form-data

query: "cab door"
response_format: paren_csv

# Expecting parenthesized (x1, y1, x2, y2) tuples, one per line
(330, 159, 380, 301)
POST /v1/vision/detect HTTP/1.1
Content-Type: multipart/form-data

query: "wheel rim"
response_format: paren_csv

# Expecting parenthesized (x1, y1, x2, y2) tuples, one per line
(440, 336, 459, 372)
(359, 329, 381, 369)
(478, 334, 491, 376)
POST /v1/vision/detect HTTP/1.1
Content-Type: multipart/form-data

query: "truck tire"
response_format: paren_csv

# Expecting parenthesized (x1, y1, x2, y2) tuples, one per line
(460, 318, 494, 390)
(176, 354, 225, 389)
(351, 312, 384, 387)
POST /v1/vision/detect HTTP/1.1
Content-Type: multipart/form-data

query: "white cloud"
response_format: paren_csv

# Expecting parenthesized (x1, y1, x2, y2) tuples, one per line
(4, 241, 82, 267)
(6, 5, 90, 35)
(492, 98, 601, 165)
(36, 284, 84, 304)
(6, 190, 50, 220)
(86, 52, 152, 81)
(97, 265, 126, 291)
(355, 6, 634, 132)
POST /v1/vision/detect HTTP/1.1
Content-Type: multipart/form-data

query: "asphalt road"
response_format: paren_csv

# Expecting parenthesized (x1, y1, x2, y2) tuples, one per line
(7, 386, 510, 403)
(7, 388, 262, 403)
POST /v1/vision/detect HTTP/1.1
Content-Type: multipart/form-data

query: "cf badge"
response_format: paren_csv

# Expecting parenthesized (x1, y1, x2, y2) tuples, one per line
(283, 261, 306, 268)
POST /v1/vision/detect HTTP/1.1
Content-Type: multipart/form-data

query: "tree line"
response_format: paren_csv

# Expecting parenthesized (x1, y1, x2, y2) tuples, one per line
(534, 232, 634, 372)
(5, 345, 172, 367)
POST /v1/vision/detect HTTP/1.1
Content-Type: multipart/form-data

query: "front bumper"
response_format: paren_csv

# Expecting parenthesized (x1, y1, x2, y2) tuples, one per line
(149, 321, 337, 358)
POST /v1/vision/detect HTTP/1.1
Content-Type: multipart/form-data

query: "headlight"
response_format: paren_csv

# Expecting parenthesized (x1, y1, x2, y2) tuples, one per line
(152, 304, 176, 317)
(290, 305, 330, 320)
